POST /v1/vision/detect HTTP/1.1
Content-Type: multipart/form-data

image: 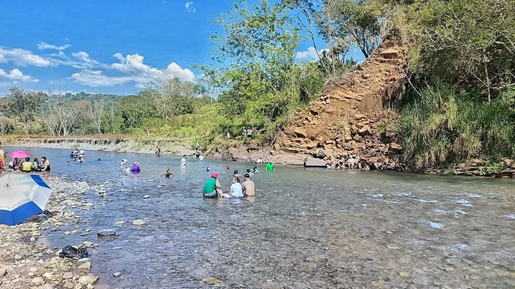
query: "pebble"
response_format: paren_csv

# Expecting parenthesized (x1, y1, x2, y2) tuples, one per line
(78, 262, 92, 270)
(83, 241, 94, 248)
(115, 221, 125, 226)
(203, 277, 223, 285)
(31, 276, 44, 285)
(43, 272, 52, 279)
(63, 272, 73, 279)
(78, 274, 98, 285)
(143, 195, 150, 199)
(64, 231, 71, 236)
(132, 219, 146, 226)
(39, 284, 54, 289)
(97, 229, 117, 237)
(399, 271, 409, 277)
(113, 272, 122, 277)
(0, 267, 7, 277)
(14, 254, 22, 260)
(63, 281, 74, 289)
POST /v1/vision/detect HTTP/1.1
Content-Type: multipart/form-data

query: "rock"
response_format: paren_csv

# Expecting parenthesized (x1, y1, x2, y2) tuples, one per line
(62, 272, 73, 279)
(97, 229, 117, 237)
(43, 272, 52, 279)
(380, 48, 399, 58)
(0, 267, 7, 277)
(63, 281, 74, 289)
(203, 277, 223, 285)
(294, 127, 307, 138)
(64, 231, 71, 236)
(83, 241, 94, 248)
(32, 277, 45, 285)
(389, 142, 403, 153)
(304, 157, 327, 168)
(14, 254, 22, 260)
(132, 219, 146, 226)
(358, 125, 372, 135)
(39, 284, 54, 289)
(143, 195, 150, 199)
(113, 272, 122, 277)
(78, 274, 98, 285)
(115, 221, 125, 226)
(314, 148, 326, 159)
(78, 262, 91, 270)
(399, 271, 409, 277)
(354, 113, 366, 120)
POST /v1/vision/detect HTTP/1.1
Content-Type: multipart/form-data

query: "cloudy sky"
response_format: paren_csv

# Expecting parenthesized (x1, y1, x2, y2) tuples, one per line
(0, 0, 363, 95)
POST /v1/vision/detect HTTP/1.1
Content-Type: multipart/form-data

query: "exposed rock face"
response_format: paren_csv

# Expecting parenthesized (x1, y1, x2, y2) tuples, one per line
(276, 37, 408, 170)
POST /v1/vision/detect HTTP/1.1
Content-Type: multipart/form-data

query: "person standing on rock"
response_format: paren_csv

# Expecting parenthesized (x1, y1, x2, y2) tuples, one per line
(203, 172, 223, 198)
(242, 174, 255, 197)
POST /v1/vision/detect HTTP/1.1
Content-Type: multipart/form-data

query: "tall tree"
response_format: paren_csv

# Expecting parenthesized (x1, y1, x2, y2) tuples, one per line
(1, 86, 44, 134)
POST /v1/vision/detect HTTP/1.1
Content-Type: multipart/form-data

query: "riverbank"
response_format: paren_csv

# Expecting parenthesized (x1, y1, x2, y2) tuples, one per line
(0, 175, 110, 289)
(0, 135, 195, 156)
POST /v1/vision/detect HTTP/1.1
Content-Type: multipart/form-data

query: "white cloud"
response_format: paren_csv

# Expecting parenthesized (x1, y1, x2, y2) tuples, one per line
(37, 42, 71, 51)
(71, 53, 195, 87)
(0, 68, 38, 83)
(295, 47, 329, 61)
(70, 51, 105, 69)
(0, 47, 51, 67)
(185, 1, 196, 12)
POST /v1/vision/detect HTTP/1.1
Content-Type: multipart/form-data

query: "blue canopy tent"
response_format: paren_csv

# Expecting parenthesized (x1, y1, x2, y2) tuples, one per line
(0, 174, 52, 226)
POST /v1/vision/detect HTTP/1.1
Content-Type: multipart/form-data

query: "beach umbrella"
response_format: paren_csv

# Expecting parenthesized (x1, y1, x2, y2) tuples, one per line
(9, 150, 30, 158)
(0, 174, 52, 226)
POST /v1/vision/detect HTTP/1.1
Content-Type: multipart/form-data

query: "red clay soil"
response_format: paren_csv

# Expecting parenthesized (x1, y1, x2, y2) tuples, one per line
(274, 37, 408, 169)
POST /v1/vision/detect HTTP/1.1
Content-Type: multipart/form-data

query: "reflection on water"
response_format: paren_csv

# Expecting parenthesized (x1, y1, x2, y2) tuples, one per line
(5, 146, 515, 288)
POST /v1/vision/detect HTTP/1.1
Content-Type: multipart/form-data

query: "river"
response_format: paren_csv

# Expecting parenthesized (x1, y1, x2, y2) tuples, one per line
(5, 146, 515, 288)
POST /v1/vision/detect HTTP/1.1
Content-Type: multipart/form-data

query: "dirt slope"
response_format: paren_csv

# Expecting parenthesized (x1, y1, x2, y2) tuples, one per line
(274, 37, 408, 169)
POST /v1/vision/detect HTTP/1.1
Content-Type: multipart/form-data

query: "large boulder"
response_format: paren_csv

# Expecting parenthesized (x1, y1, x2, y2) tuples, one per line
(294, 127, 308, 138)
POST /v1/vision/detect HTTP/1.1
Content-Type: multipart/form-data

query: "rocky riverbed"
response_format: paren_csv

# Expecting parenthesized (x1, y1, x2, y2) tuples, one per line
(0, 176, 109, 289)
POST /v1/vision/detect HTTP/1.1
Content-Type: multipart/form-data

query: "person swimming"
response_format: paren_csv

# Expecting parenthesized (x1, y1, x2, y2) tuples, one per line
(206, 167, 211, 172)
(120, 159, 128, 167)
(161, 168, 172, 178)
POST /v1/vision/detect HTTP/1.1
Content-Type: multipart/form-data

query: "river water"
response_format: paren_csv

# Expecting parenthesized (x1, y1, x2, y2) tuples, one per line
(5, 146, 515, 288)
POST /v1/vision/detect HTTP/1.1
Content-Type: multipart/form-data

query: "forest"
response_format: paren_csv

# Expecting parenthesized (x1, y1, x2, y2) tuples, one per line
(1, 0, 514, 171)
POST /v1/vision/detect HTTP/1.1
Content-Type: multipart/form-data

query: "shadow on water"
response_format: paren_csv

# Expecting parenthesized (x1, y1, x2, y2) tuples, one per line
(5, 146, 515, 288)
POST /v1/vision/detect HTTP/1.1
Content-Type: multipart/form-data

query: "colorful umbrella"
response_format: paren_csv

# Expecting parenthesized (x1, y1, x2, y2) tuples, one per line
(0, 174, 52, 226)
(9, 150, 30, 159)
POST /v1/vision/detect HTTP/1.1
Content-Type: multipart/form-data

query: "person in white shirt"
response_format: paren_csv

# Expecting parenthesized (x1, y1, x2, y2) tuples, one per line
(181, 155, 187, 166)
(227, 176, 243, 198)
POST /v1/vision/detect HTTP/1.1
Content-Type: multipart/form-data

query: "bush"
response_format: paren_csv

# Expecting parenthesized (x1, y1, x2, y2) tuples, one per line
(398, 82, 515, 170)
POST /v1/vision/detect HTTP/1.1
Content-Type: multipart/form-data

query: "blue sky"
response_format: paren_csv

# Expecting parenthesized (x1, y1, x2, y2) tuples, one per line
(0, 0, 364, 96)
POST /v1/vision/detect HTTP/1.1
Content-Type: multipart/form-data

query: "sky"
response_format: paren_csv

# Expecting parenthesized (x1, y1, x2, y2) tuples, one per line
(0, 0, 364, 96)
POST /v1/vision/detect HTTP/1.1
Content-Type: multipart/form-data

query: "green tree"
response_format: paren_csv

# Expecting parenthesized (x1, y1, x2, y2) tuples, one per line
(1, 86, 44, 134)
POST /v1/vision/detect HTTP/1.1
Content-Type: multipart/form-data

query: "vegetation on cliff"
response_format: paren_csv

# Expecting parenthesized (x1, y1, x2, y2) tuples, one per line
(1, 0, 514, 171)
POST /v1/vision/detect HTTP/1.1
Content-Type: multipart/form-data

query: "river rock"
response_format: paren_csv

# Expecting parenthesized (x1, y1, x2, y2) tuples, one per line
(115, 221, 125, 226)
(83, 241, 94, 248)
(63, 272, 73, 279)
(39, 284, 54, 289)
(64, 231, 71, 236)
(203, 277, 223, 285)
(78, 274, 98, 285)
(97, 229, 117, 237)
(63, 281, 74, 289)
(78, 262, 91, 270)
(0, 267, 7, 277)
(113, 272, 122, 277)
(143, 195, 150, 199)
(32, 276, 45, 285)
(132, 219, 146, 226)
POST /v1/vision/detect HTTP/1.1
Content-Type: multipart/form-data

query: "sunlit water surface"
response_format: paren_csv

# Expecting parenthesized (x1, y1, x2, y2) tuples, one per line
(6, 146, 515, 288)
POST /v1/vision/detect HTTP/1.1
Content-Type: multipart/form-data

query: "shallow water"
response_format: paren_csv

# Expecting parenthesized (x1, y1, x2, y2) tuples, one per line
(6, 146, 515, 288)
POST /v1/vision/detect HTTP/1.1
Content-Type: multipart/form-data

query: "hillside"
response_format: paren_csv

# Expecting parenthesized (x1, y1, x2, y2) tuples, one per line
(274, 37, 408, 169)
